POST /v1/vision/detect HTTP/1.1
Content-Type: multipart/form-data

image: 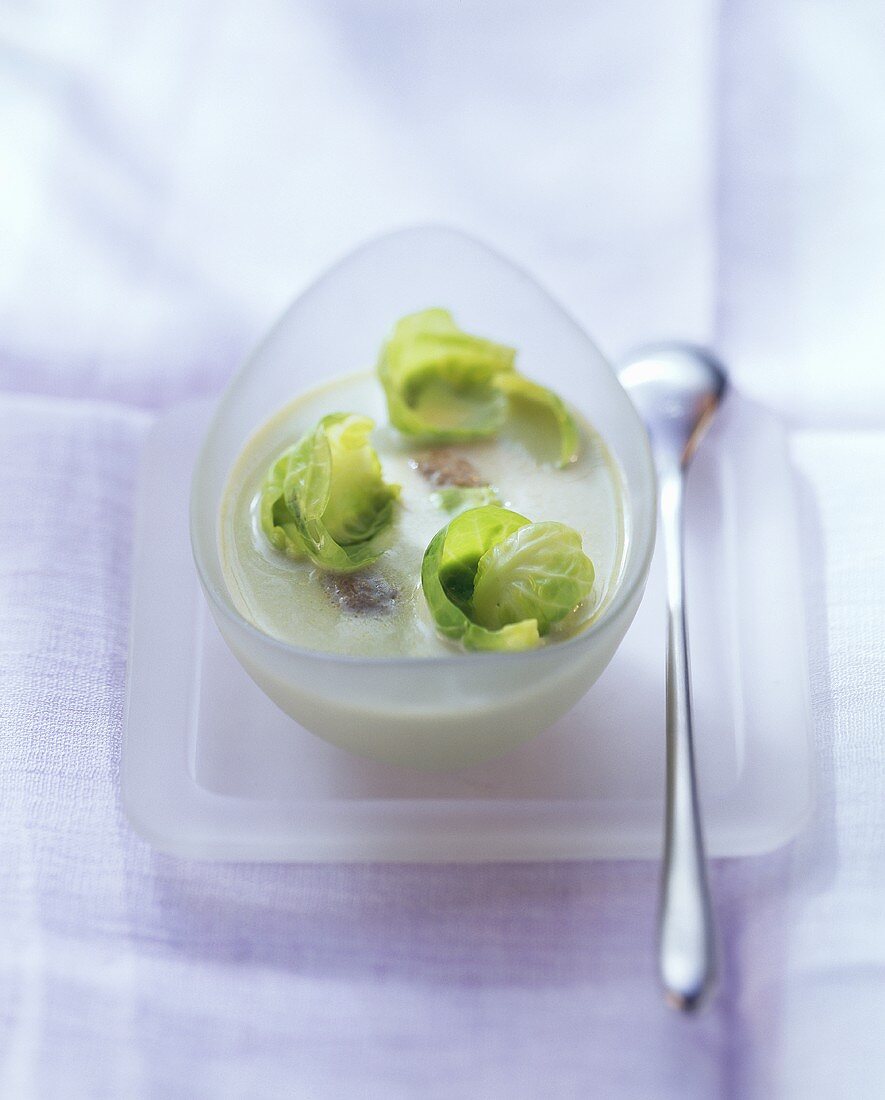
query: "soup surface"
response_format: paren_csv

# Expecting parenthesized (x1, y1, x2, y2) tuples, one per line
(220, 370, 627, 657)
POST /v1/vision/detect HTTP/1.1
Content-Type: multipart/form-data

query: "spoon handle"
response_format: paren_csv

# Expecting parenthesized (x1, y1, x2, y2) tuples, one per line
(658, 471, 716, 1011)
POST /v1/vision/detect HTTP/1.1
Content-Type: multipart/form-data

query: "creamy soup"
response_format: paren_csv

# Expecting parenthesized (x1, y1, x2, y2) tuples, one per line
(220, 370, 627, 657)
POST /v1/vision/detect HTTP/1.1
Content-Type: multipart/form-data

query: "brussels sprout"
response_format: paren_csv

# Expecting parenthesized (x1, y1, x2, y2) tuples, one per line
(259, 413, 399, 572)
(420, 505, 594, 652)
(379, 309, 581, 465)
(378, 309, 516, 442)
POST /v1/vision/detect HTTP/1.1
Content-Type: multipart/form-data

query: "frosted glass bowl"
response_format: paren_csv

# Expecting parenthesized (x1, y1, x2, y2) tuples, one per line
(191, 226, 656, 769)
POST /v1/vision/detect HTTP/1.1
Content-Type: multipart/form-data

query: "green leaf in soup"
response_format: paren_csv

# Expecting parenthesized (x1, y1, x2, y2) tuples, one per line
(259, 413, 399, 572)
(259, 454, 309, 559)
(319, 415, 398, 544)
(420, 527, 474, 640)
(495, 373, 581, 468)
(421, 505, 595, 652)
(437, 505, 530, 611)
(430, 485, 501, 513)
(462, 617, 541, 652)
(471, 521, 595, 635)
(378, 308, 516, 442)
(420, 519, 541, 653)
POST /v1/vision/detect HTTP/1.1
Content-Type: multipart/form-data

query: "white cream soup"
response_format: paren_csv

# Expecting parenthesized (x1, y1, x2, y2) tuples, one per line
(220, 370, 627, 657)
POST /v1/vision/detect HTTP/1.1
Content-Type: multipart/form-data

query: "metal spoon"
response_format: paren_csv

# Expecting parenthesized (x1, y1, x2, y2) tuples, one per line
(618, 344, 727, 1012)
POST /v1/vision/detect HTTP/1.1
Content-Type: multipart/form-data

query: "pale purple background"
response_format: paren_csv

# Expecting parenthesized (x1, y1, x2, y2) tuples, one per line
(2, 3, 884, 1097)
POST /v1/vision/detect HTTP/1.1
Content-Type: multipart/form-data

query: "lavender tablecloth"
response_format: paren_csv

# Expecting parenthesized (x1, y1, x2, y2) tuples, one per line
(2, 3, 884, 1097)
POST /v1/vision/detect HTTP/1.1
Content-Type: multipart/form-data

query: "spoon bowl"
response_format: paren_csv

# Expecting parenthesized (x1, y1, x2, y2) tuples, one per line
(619, 345, 727, 471)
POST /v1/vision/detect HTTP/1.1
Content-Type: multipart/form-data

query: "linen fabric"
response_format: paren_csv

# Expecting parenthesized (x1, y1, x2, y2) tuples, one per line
(1, 3, 884, 1097)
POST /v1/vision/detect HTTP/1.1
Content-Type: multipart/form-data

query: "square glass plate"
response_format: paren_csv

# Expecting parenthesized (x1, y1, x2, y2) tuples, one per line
(123, 393, 812, 860)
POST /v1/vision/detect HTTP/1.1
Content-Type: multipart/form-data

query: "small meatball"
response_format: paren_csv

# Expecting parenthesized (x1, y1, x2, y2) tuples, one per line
(412, 449, 484, 488)
(322, 571, 398, 616)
